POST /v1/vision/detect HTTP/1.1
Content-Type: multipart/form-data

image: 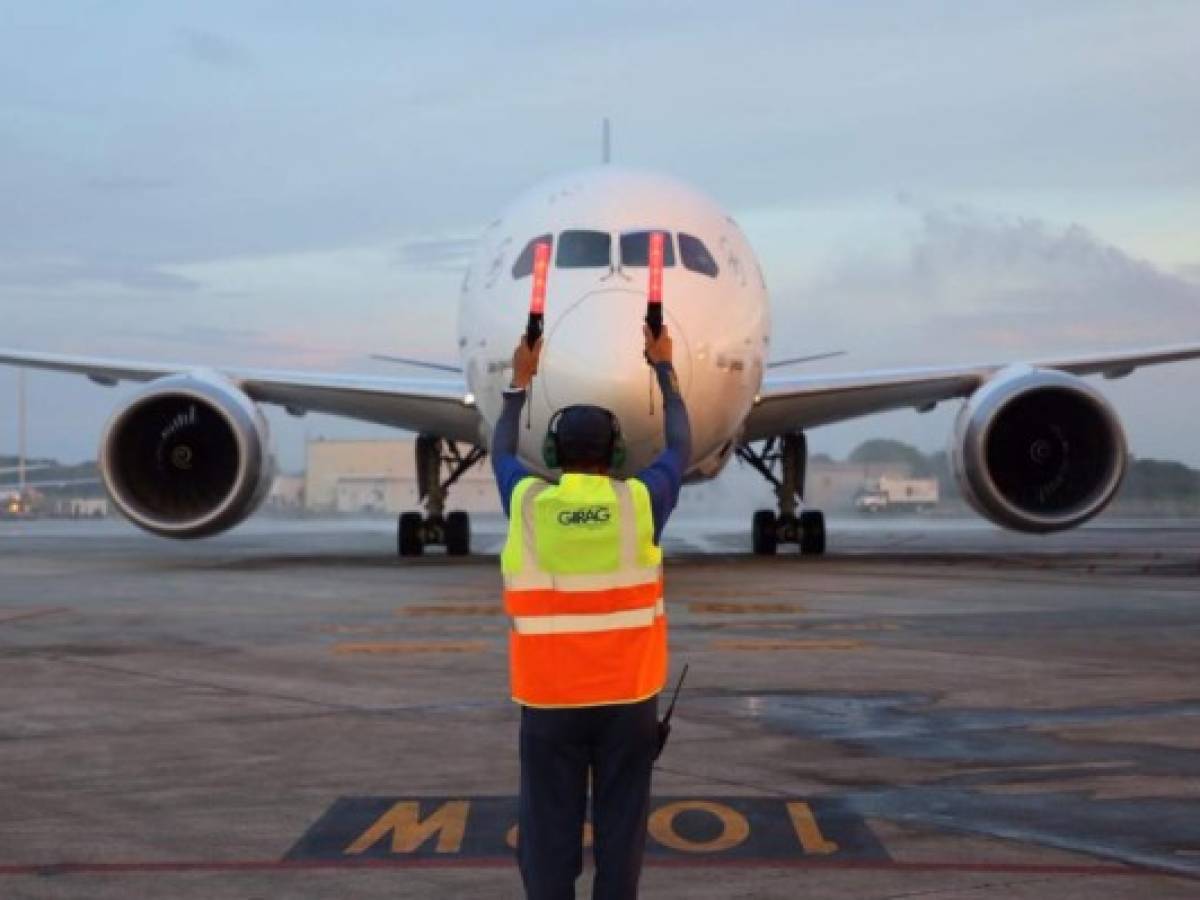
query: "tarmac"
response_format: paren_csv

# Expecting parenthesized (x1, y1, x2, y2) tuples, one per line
(1, 514, 1198, 899)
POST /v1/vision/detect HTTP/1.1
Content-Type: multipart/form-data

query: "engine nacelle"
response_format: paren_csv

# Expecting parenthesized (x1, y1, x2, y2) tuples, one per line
(99, 371, 275, 538)
(951, 366, 1127, 533)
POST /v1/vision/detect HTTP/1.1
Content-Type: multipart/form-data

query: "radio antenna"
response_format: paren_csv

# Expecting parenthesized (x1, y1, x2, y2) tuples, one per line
(17, 369, 26, 497)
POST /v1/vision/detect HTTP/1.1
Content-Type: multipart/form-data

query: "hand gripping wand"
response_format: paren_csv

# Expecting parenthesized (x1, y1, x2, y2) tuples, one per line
(526, 241, 551, 349)
(654, 663, 689, 760)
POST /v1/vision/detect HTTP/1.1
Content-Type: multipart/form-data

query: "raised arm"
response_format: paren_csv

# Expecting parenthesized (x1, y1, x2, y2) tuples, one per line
(636, 324, 692, 541)
(491, 337, 541, 517)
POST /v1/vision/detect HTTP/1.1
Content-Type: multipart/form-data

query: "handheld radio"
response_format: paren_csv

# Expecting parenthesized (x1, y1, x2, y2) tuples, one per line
(654, 663, 689, 760)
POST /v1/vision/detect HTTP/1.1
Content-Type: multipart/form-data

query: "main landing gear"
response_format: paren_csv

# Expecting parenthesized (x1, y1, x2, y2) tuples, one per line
(736, 431, 826, 556)
(398, 434, 486, 557)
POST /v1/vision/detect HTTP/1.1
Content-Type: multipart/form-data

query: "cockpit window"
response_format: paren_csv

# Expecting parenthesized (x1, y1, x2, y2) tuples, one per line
(512, 234, 553, 279)
(556, 230, 612, 268)
(619, 231, 676, 268)
(679, 233, 719, 278)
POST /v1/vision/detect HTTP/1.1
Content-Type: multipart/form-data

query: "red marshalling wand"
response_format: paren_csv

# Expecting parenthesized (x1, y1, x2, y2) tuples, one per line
(646, 231, 665, 338)
(526, 241, 551, 349)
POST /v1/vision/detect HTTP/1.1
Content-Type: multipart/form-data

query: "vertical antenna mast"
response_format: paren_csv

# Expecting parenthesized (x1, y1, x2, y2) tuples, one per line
(602, 117, 611, 165)
(17, 369, 27, 496)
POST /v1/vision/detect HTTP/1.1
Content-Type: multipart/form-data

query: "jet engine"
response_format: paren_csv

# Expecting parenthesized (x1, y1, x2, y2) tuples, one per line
(951, 366, 1127, 533)
(99, 372, 275, 538)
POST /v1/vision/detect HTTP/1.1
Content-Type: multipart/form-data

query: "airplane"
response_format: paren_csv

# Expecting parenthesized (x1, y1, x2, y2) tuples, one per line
(2, 166, 1199, 555)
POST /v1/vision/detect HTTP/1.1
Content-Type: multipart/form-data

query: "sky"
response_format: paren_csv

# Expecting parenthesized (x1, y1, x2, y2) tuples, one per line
(2, 0, 1199, 473)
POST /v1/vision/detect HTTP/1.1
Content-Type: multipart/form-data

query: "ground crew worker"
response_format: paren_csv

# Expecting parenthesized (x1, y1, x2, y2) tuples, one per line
(491, 323, 691, 900)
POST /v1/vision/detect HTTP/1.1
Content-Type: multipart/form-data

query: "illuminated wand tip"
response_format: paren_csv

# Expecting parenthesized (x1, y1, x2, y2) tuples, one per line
(527, 241, 551, 347)
(646, 231, 664, 337)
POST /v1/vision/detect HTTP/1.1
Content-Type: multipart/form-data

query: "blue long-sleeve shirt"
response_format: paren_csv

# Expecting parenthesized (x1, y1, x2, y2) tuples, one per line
(491, 362, 692, 544)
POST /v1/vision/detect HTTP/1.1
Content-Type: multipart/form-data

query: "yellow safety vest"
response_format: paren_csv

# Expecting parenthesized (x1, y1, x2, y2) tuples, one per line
(501, 473, 667, 708)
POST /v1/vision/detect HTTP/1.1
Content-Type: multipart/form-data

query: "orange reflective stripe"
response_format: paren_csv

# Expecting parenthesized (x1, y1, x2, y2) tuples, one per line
(504, 579, 663, 617)
(509, 617, 668, 708)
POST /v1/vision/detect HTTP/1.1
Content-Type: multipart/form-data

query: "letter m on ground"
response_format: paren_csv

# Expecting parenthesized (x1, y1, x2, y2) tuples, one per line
(345, 800, 469, 855)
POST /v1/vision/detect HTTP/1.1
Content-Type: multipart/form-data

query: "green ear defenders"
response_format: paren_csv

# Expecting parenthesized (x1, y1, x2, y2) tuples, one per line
(542, 405, 627, 470)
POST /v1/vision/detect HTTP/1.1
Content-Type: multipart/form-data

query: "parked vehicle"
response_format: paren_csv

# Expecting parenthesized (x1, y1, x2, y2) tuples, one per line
(855, 476, 939, 514)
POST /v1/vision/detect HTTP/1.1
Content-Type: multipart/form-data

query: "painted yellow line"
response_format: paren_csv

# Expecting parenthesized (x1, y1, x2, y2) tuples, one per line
(333, 641, 490, 655)
(709, 638, 866, 652)
(0, 606, 72, 625)
(399, 604, 501, 617)
(688, 601, 806, 615)
(820, 621, 900, 632)
(314, 624, 396, 635)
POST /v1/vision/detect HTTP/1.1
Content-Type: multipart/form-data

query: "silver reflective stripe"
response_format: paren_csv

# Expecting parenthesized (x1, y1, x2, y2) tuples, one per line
(517, 482, 549, 580)
(611, 480, 639, 569)
(505, 566, 661, 592)
(512, 597, 665, 635)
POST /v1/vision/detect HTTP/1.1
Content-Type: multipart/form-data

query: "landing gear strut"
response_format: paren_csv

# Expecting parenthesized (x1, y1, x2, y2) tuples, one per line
(737, 432, 826, 556)
(397, 435, 486, 557)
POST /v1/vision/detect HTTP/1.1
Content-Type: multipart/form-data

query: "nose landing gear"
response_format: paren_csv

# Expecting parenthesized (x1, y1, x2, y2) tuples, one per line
(397, 435, 486, 557)
(738, 432, 826, 556)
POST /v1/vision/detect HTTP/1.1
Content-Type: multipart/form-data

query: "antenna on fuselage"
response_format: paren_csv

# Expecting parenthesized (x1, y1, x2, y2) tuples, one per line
(602, 117, 611, 164)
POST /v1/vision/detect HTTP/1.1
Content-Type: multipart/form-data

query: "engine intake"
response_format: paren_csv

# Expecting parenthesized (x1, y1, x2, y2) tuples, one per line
(952, 367, 1127, 533)
(100, 373, 274, 538)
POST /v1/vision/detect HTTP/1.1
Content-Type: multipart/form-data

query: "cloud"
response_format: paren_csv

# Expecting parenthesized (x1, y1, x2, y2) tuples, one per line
(782, 202, 1200, 361)
(394, 236, 476, 272)
(905, 204, 1200, 317)
(0, 259, 202, 293)
(176, 27, 252, 69)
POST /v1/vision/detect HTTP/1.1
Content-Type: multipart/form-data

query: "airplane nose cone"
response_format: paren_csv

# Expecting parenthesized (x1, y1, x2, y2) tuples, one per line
(541, 287, 691, 451)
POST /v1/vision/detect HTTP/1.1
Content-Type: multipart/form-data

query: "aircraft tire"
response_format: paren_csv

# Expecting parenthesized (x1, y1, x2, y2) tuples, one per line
(445, 510, 471, 556)
(752, 509, 778, 556)
(799, 510, 826, 556)
(398, 512, 424, 557)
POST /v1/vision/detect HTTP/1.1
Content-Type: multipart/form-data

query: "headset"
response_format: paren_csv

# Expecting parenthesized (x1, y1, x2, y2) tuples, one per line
(542, 405, 627, 470)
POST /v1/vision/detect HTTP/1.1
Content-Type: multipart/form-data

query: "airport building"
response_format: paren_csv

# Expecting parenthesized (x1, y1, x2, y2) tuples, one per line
(671, 460, 920, 516)
(304, 438, 499, 514)
(305, 440, 920, 517)
(49, 496, 110, 518)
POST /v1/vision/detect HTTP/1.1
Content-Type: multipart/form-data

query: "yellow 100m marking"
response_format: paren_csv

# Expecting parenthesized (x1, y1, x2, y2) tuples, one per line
(345, 799, 839, 857)
(347, 800, 470, 855)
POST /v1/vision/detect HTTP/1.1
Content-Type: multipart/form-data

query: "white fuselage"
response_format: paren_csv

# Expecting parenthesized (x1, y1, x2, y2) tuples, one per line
(458, 168, 769, 479)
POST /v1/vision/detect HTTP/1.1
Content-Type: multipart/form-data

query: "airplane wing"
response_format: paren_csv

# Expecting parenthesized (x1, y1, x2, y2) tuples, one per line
(743, 342, 1200, 442)
(0, 348, 482, 445)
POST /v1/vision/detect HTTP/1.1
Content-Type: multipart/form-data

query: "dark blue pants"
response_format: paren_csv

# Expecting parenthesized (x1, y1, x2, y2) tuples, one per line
(518, 695, 658, 900)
